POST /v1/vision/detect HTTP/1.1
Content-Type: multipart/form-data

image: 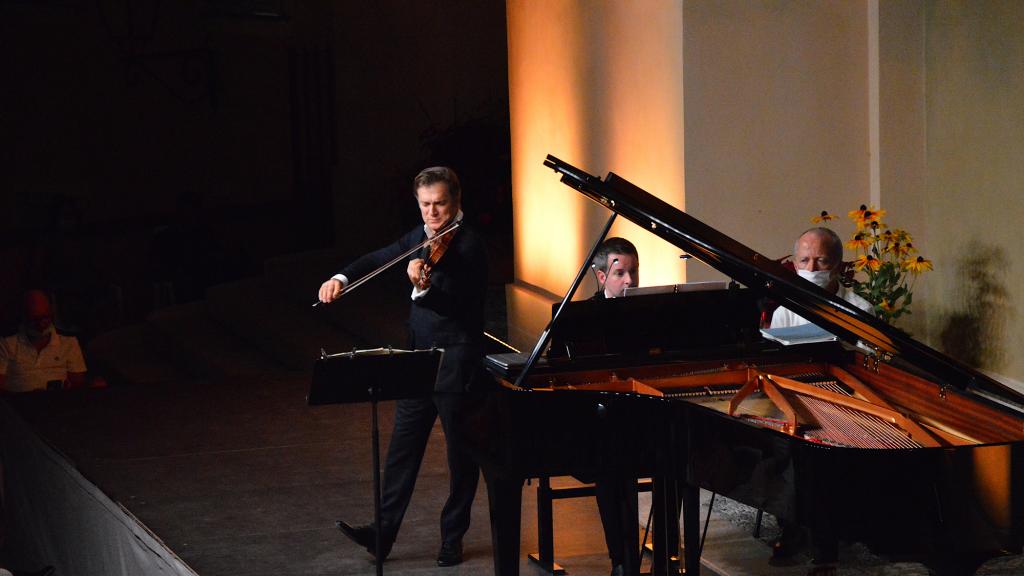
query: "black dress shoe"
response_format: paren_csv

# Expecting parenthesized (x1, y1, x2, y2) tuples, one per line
(336, 520, 392, 560)
(436, 541, 463, 567)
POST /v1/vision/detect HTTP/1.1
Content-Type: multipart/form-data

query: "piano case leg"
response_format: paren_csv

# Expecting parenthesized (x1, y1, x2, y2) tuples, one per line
(681, 484, 701, 575)
(486, 472, 525, 576)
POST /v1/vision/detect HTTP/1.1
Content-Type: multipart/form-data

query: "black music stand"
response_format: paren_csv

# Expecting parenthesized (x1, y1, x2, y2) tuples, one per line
(309, 347, 443, 576)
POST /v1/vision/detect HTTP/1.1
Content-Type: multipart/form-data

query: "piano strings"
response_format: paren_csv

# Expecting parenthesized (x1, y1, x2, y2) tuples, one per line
(536, 360, 975, 450)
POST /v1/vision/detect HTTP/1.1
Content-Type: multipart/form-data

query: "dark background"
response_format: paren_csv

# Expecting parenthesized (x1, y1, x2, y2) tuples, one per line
(2, 0, 512, 342)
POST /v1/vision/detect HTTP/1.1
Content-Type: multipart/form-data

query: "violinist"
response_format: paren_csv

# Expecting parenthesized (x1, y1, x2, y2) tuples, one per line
(318, 166, 488, 567)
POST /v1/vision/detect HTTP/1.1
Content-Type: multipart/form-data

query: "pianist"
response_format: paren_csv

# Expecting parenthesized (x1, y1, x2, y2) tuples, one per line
(592, 237, 639, 299)
(317, 166, 488, 567)
(770, 227, 873, 328)
(587, 237, 640, 576)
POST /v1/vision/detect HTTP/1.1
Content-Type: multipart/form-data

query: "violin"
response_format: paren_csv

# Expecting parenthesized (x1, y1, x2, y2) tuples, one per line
(418, 219, 459, 288)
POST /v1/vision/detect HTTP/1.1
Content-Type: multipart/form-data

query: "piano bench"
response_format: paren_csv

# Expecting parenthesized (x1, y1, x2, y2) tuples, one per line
(529, 476, 653, 575)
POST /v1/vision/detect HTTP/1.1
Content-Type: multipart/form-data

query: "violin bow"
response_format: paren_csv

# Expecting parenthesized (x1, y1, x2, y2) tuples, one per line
(313, 219, 463, 307)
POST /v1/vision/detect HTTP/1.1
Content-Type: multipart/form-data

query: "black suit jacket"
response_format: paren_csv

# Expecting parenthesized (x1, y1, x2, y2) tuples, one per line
(340, 223, 488, 393)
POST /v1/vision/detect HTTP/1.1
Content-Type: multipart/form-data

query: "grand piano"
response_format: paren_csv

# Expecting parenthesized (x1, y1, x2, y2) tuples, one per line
(472, 156, 1024, 576)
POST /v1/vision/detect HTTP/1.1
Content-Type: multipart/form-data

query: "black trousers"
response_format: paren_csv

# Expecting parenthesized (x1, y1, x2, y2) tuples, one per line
(377, 391, 479, 546)
(595, 477, 628, 565)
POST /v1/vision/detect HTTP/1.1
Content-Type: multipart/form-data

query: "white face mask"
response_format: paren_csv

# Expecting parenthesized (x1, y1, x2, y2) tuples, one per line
(797, 268, 833, 288)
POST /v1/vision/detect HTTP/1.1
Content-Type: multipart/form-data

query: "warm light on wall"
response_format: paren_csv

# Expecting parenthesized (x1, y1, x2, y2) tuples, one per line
(506, 1, 686, 348)
(507, 1, 587, 299)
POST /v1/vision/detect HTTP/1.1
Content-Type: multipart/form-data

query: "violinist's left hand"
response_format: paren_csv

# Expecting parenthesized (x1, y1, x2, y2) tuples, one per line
(407, 258, 431, 290)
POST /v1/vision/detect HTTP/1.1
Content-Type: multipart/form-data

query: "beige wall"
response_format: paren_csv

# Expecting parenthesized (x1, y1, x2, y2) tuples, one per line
(923, 0, 1024, 381)
(878, 0, 928, 337)
(683, 0, 871, 282)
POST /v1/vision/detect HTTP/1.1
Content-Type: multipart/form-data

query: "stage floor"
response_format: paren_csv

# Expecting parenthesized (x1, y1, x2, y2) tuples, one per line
(4, 343, 1022, 575)
(4, 374, 627, 576)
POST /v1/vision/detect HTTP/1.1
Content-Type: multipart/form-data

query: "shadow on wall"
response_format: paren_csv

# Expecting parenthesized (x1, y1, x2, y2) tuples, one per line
(939, 241, 1013, 371)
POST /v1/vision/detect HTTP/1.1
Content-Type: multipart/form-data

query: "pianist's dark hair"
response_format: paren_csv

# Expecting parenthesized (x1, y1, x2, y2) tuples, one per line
(592, 237, 639, 273)
(798, 227, 844, 267)
(413, 166, 461, 206)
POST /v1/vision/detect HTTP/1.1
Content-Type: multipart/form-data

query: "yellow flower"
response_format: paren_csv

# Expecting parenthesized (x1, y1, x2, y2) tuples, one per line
(846, 233, 871, 251)
(892, 229, 912, 243)
(849, 204, 887, 229)
(891, 242, 914, 258)
(811, 210, 835, 223)
(903, 256, 933, 273)
(854, 254, 881, 272)
(806, 207, 929, 323)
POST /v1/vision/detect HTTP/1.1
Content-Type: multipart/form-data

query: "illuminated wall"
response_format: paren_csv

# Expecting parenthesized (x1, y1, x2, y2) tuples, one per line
(506, 0, 870, 350)
(507, 0, 686, 349)
(507, 0, 1024, 387)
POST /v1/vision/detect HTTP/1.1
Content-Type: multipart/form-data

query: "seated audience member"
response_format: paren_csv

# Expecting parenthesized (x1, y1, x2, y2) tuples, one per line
(592, 237, 639, 299)
(0, 290, 87, 393)
(771, 227, 872, 328)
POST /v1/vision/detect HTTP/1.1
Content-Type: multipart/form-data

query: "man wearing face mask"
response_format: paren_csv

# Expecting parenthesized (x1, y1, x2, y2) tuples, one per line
(0, 289, 87, 393)
(770, 227, 872, 329)
(767, 228, 871, 574)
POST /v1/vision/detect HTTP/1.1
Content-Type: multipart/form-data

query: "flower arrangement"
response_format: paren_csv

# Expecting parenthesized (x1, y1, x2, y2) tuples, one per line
(811, 206, 933, 323)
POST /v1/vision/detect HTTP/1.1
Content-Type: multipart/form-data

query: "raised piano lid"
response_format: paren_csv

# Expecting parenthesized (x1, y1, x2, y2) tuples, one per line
(543, 154, 1024, 411)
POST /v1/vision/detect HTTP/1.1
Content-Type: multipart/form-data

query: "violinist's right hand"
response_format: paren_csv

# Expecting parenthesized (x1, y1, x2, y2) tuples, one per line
(318, 278, 344, 303)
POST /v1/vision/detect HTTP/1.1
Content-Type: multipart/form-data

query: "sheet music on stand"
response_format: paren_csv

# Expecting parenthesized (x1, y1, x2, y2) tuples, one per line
(760, 324, 838, 346)
(622, 280, 730, 297)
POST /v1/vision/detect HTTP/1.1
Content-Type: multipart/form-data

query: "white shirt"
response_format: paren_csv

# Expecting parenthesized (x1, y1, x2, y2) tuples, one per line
(770, 285, 874, 329)
(0, 330, 87, 393)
